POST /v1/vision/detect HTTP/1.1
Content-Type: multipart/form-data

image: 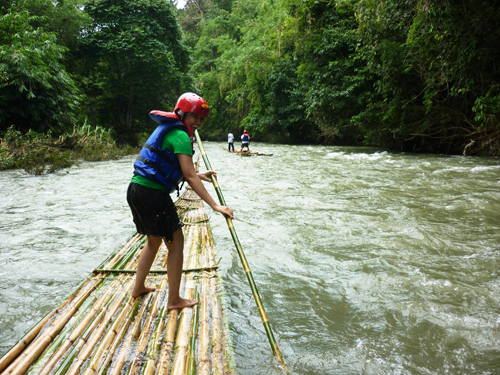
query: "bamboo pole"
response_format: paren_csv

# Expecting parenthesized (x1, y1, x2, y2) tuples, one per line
(155, 309, 179, 375)
(186, 291, 200, 375)
(112, 239, 145, 271)
(91, 266, 218, 274)
(198, 222, 213, 375)
(2, 279, 103, 375)
(209, 276, 224, 375)
(0, 277, 101, 374)
(142, 284, 170, 375)
(106, 288, 155, 375)
(94, 290, 144, 375)
(126, 277, 166, 375)
(203, 225, 235, 373)
(197, 278, 211, 375)
(195, 130, 288, 371)
(100, 234, 144, 270)
(186, 227, 201, 375)
(80, 278, 143, 375)
(51, 297, 111, 375)
(49, 279, 135, 375)
(170, 225, 200, 375)
(36, 278, 123, 375)
(200, 223, 230, 374)
(169, 305, 194, 375)
(64, 278, 134, 375)
(26, 288, 101, 375)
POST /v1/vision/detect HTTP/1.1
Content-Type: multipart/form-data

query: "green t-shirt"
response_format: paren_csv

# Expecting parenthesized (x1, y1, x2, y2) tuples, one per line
(131, 128, 193, 190)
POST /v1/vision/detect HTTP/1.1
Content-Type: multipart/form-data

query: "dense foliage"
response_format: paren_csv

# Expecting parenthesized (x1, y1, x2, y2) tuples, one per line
(1, 0, 499, 155)
(78, 0, 191, 144)
(182, 0, 500, 155)
(0, 9, 81, 134)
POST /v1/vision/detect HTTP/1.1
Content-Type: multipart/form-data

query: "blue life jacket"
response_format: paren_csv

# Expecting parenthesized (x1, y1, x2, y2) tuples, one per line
(242, 134, 249, 142)
(133, 112, 188, 194)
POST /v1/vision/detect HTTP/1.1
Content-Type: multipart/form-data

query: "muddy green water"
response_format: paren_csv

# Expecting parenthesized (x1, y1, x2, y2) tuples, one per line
(1, 143, 500, 374)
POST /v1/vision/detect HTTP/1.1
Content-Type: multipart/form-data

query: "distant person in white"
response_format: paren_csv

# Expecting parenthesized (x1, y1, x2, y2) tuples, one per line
(228, 132, 235, 152)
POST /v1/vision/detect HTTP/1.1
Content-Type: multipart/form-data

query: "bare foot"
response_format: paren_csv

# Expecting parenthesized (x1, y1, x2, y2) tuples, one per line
(132, 286, 156, 298)
(167, 298, 198, 310)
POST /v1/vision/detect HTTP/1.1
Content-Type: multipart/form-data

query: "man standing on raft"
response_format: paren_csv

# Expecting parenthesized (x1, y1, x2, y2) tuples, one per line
(227, 131, 234, 152)
(240, 130, 250, 152)
(127, 92, 234, 310)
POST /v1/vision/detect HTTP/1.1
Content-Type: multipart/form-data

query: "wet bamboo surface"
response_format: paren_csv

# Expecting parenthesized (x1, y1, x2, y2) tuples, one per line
(0, 187, 235, 375)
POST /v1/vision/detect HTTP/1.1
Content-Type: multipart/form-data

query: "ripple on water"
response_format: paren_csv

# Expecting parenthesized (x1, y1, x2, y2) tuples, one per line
(2, 146, 500, 374)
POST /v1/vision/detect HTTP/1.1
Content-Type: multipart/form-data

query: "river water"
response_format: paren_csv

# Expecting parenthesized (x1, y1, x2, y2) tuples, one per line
(1, 143, 500, 375)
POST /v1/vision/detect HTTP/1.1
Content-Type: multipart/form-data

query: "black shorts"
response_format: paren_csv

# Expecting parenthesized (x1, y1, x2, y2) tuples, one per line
(126, 183, 184, 242)
(241, 143, 249, 147)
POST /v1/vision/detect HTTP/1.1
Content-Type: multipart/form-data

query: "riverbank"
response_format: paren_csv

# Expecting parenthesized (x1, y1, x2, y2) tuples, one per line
(0, 125, 137, 175)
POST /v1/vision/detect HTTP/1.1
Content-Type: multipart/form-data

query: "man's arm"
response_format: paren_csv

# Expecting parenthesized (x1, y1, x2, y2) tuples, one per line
(177, 153, 234, 219)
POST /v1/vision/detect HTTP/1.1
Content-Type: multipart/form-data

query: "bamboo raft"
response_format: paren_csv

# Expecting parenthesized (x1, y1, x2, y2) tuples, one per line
(0, 187, 235, 375)
(221, 146, 272, 156)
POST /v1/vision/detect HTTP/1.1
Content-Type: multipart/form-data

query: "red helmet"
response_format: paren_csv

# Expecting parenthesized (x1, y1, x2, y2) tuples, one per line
(174, 92, 210, 120)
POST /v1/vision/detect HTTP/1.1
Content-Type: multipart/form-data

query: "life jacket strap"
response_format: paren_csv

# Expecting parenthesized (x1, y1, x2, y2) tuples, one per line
(143, 144, 175, 165)
(136, 157, 179, 189)
(137, 156, 166, 178)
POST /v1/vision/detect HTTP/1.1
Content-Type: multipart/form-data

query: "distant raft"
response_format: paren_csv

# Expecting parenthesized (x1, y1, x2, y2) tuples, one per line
(222, 145, 272, 156)
(0, 186, 235, 375)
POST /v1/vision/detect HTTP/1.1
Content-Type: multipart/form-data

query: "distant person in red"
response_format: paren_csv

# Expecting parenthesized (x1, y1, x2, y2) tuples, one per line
(127, 92, 234, 309)
(240, 130, 250, 152)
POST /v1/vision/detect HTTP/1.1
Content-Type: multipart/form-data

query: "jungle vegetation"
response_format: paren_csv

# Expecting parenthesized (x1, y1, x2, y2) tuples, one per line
(1, 0, 499, 163)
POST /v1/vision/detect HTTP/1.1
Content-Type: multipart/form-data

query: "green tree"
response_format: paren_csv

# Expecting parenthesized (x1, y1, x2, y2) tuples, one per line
(404, 0, 500, 154)
(4, 0, 91, 49)
(0, 9, 81, 134)
(355, 0, 500, 154)
(79, 0, 191, 144)
(245, 59, 316, 143)
(182, 0, 500, 154)
(292, 0, 373, 145)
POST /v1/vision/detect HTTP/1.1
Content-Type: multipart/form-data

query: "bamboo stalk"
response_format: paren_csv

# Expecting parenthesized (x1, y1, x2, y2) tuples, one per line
(99, 234, 144, 270)
(64, 278, 134, 375)
(169, 306, 194, 375)
(2, 279, 103, 375)
(197, 279, 211, 375)
(50, 279, 134, 375)
(106, 289, 155, 375)
(142, 287, 170, 375)
(79, 278, 141, 375)
(36, 278, 123, 375)
(112, 239, 145, 270)
(195, 130, 288, 371)
(203, 223, 235, 373)
(170, 227, 199, 375)
(94, 292, 144, 375)
(159, 240, 169, 269)
(186, 291, 200, 375)
(209, 276, 224, 375)
(201, 222, 225, 375)
(51, 297, 112, 375)
(26, 289, 100, 375)
(0, 277, 102, 374)
(155, 308, 179, 375)
(126, 278, 167, 375)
